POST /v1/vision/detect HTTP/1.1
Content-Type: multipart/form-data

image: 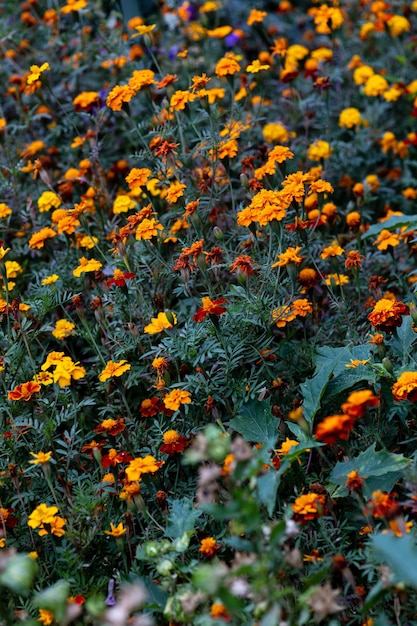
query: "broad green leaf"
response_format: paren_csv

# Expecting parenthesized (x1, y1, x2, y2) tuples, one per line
(326, 366, 376, 398)
(388, 315, 417, 364)
(361, 214, 417, 240)
(372, 533, 417, 587)
(329, 444, 410, 497)
(165, 498, 201, 539)
(230, 399, 278, 448)
(256, 471, 280, 516)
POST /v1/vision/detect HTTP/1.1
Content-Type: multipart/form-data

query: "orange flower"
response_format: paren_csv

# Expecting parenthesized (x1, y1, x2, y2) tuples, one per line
(292, 492, 327, 523)
(365, 490, 399, 519)
(8, 381, 41, 401)
(215, 55, 241, 77)
(163, 388, 192, 411)
(160, 430, 188, 455)
(229, 254, 258, 276)
(144, 312, 177, 334)
(135, 217, 163, 240)
(94, 417, 126, 435)
(346, 470, 364, 492)
(272, 246, 304, 268)
(392, 371, 417, 402)
(28, 227, 56, 249)
(73, 256, 102, 277)
(345, 250, 365, 269)
(368, 298, 409, 332)
(199, 537, 220, 557)
(315, 414, 355, 444)
(373, 229, 401, 250)
(106, 84, 135, 111)
(98, 360, 131, 383)
(125, 167, 152, 189)
(193, 297, 228, 322)
(125, 455, 163, 482)
(341, 389, 379, 418)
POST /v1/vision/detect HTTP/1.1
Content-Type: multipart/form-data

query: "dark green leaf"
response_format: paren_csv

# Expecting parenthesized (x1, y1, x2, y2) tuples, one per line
(165, 498, 201, 539)
(372, 533, 417, 587)
(230, 399, 278, 448)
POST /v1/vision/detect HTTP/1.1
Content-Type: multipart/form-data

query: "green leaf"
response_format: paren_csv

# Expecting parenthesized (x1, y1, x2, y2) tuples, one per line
(230, 399, 278, 448)
(256, 471, 280, 516)
(372, 533, 417, 587)
(165, 498, 201, 539)
(326, 367, 376, 398)
(329, 444, 410, 497)
(301, 346, 349, 425)
(388, 315, 417, 364)
(361, 214, 417, 240)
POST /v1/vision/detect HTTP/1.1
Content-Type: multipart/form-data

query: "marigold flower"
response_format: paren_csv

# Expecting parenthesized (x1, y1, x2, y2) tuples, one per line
(135, 217, 163, 240)
(8, 381, 41, 401)
(125, 455, 163, 482)
(104, 522, 127, 538)
(73, 91, 99, 111)
(193, 297, 228, 322)
(272, 246, 304, 268)
(215, 55, 241, 77)
(368, 298, 409, 332)
(366, 490, 399, 519)
(99, 360, 131, 382)
(94, 417, 126, 435)
(27, 62, 50, 85)
(199, 536, 220, 557)
(387, 15, 410, 37)
(325, 273, 349, 287)
(364, 74, 389, 97)
(345, 250, 365, 269)
(292, 493, 327, 523)
(126, 167, 152, 189)
(229, 254, 258, 276)
(210, 603, 230, 620)
(28, 227, 56, 249)
(247, 8, 267, 25)
(29, 451, 52, 465)
(128, 69, 155, 93)
(37, 191, 61, 213)
(106, 84, 135, 111)
(373, 229, 401, 250)
(144, 312, 177, 334)
(321, 243, 344, 259)
(166, 181, 186, 203)
(346, 470, 364, 492)
(160, 430, 188, 455)
(392, 371, 417, 402)
(341, 389, 379, 417)
(163, 388, 192, 411)
(38, 609, 54, 626)
(28, 504, 58, 529)
(112, 195, 136, 214)
(307, 140, 332, 161)
(73, 257, 102, 277)
(140, 397, 162, 417)
(52, 319, 76, 340)
(315, 413, 355, 444)
(275, 438, 299, 456)
(53, 358, 86, 388)
(262, 122, 291, 144)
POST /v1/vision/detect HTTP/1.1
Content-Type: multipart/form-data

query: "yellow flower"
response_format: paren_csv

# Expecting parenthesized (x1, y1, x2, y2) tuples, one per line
(28, 504, 58, 528)
(27, 62, 50, 85)
(163, 388, 192, 411)
(51, 357, 86, 387)
(307, 140, 332, 161)
(0, 247, 10, 260)
(135, 217, 163, 240)
(364, 74, 389, 97)
(272, 246, 304, 268)
(339, 107, 361, 129)
(37, 191, 61, 213)
(387, 15, 410, 36)
(38, 609, 54, 626)
(373, 230, 401, 250)
(321, 243, 344, 259)
(0, 203, 12, 219)
(215, 55, 241, 77)
(132, 23, 156, 37)
(144, 312, 177, 334)
(52, 319, 76, 340)
(112, 195, 137, 214)
(247, 9, 267, 25)
(262, 123, 291, 144)
(276, 438, 299, 456)
(42, 274, 59, 285)
(29, 451, 52, 465)
(325, 273, 349, 286)
(345, 359, 371, 369)
(73, 257, 102, 277)
(246, 59, 270, 73)
(125, 455, 163, 481)
(99, 360, 131, 382)
(104, 522, 127, 537)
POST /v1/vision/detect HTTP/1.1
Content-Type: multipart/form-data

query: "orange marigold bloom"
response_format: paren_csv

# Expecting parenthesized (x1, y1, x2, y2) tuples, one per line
(392, 371, 417, 402)
(135, 217, 163, 240)
(366, 490, 399, 519)
(160, 429, 188, 455)
(292, 492, 327, 523)
(98, 360, 131, 383)
(315, 413, 355, 444)
(163, 388, 192, 411)
(28, 227, 56, 249)
(125, 167, 152, 189)
(321, 243, 344, 259)
(341, 389, 379, 417)
(125, 455, 164, 482)
(373, 229, 401, 250)
(210, 603, 230, 621)
(128, 69, 155, 93)
(345, 250, 365, 269)
(8, 381, 41, 401)
(194, 297, 227, 322)
(199, 537, 220, 557)
(215, 55, 241, 77)
(229, 254, 258, 276)
(94, 417, 126, 436)
(368, 298, 409, 332)
(106, 84, 135, 111)
(73, 256, 102, 277)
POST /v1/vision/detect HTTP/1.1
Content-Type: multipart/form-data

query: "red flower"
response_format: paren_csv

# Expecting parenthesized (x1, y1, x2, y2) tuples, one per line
(193, 297, 228, 322)
(102, 448, 133, 467)
(8, 381, 41, 401)
(159, 430, 189, 455)
(106, 270, 135, 288)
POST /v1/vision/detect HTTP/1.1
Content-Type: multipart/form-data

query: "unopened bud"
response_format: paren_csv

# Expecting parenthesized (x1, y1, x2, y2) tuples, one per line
(213, 226, 223, 240)
(382, 358, 394, 375)
(240, 173, 249, 190)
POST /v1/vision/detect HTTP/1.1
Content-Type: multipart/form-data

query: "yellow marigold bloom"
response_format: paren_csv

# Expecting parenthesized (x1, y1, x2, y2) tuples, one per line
(33, 372, 54, 386)
(53, 357, 86, 388)
(170, 90, 196, 110)
(292, 493, 327, 522)
(281, 171, 310, 203)
(364, 74, 389, 97)
(38, 609, 54, 626)
(132, 23, 156, 36)
(28, 504, 58, 528)
(215, 55, 241, 77)
(73, 91, 99, 110)
(29, 451, 52, 465)
(106, 84, 135, 111)
(276, 438, 299, 456)
(73, 256, 102, 277)
(246, 59, 270, 73)
(41, 351, 65, 371)
(113, 195, 137, 214)
(262, 123, 292, 144)
(353, 65, 374, 85)
(5, 261, 22, 279)
(144, 312, 177, 334)
(321, 243, 344, 259)
(206, 25, 232, 38)
(37, 191, 61, 213)
(0, 118, 6, 131)
(125, 455, 163, 481)
(28, 227, 56, 249)
(272, 246, 304, 267)
(373, 229, 401, 250)
(0, 247, 10, 261)
(163, 388, 192, 411)
(61, 0, 87, 13)
(380, 131, 397, 153)
(52, 319, 76, 340)
(339, 107, 361, 129)
(98, 360, 131, 382)
(0, 203, 12, 219)
(27, 62, 50, 85)
(42, 274, 59, 285)
(292, 298, 313, 318)
(135, 217, 163, 240)
(392, 372, 417, 402)
(310, 47, 333, 62)
(345, 359, 370, 369)
(104, 522, 127, 538)
(387, 15, 410, 36)
(307, 140, 332, 161)
(325, 273, 349, 286)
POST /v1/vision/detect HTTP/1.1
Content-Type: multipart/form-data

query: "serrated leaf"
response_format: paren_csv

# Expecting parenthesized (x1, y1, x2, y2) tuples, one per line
(326, 367, 376, 398)
(372, 533, 417, 587)
(329, 444, 410, 496)
(388, 315, 417, 364)
(165, 498, 201, 539)
(230, 399, 278, 448)
(362, 214, 417, 240)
